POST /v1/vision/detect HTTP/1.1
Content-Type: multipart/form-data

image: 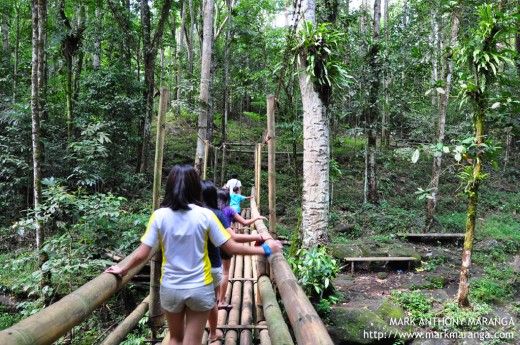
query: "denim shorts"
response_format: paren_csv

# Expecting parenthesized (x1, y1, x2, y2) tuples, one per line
(160, 284, 215, 313)
(211, 266, 223, 288)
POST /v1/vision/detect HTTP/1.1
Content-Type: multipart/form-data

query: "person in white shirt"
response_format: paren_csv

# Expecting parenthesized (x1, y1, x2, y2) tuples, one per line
(224, 172, 241, 194)
(105, 164, 282, 345)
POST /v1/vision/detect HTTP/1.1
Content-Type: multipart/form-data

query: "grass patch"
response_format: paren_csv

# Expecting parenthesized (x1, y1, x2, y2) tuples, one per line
(477, 215, 520, 252)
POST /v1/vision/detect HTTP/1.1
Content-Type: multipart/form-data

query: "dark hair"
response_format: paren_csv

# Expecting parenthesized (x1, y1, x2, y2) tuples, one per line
(217, 188, 230, 210)
(233, 186, 240, 193)
(231, 172, 238, 178)
(162, 164, 203, 210)
(201, 180, 219, 209)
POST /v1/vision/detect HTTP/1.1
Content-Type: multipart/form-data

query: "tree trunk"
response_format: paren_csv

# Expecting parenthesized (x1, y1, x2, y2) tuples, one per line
(222, 0, 232, 161)
(425, 7, 459, 232)
(457, 0, 505, 307)
(13, 3, 21, 103)
(138, 0, 172, 174)
(365, 0, 381, 205)
(195, 0, 213, 173)
(457, 104, 484, 307)
(31, 0, 50, 299)
(298, 0, 330, 248)
(176, 1, 186, 105)
(381, 0, 389, 146)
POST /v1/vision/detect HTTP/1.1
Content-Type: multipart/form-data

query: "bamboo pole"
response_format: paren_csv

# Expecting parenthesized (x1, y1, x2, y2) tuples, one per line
(266, 95, 277, 236)
(203, 139, 209, 179)
(225, 252, 243, 345)
(101, 296, 150, 345)
(240, 253, 254, 345)
(250, 196, 333, 345)
(150, 88, 169, 338)
(257, 276, 294, 345)
(258, 321, 272, 345)
(0, 244, 159, 345)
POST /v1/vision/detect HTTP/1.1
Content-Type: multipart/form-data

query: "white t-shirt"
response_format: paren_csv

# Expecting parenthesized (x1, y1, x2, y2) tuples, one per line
(140, 204, 231, 289)
(225, 178, 242, 194)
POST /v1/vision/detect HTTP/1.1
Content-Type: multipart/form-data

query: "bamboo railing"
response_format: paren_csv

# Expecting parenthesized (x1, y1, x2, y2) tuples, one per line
(0, 244, 159, 345)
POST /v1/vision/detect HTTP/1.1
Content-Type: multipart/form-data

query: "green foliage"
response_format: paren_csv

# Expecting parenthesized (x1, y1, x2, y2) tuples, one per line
(288, 246, 339, 299)
(390, 290, 433, 321)
(434, 301, 493, 332)
(0, 306, 22, 331)
(292, 21, 352, 102)
(470, 264, 516, 304)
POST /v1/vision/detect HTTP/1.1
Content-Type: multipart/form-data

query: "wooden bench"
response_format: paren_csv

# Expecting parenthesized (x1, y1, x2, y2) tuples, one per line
(397, 233, 465, 239)
(344, 256, 419, 274)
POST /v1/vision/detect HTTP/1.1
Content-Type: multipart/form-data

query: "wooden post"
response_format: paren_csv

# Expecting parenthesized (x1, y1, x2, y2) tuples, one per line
(266, 95, 276, 235)
(203, 139, 209, 179)
(150, 88, 169, 338)
(255, 144, 262, 209)
(220, 143, 227, 187)
(213, 143, 219, 182)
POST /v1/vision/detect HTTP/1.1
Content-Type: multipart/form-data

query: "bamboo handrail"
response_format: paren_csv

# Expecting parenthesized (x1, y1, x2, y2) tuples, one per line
(250, 196, 334, 345)
(0, 243, 159, 345)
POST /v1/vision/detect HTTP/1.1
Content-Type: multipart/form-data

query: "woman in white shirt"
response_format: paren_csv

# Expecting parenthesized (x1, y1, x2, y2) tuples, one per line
(105, 164, 281, 345)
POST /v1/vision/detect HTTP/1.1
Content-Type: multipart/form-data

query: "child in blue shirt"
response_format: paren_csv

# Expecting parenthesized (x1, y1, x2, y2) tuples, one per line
(230, 187, 253, 213)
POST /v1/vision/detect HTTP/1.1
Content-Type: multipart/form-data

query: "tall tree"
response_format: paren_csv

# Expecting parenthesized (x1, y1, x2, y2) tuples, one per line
(30, 0, 49, 296)
(297, 0, 330, 247)
(138, 0, 172, 174)
(365, 0, 381, 204)
(59, 0, 85, 140)
(425, 4, 460, 231)
(194, 0, 214, 173)
(456, 0, 509, 307)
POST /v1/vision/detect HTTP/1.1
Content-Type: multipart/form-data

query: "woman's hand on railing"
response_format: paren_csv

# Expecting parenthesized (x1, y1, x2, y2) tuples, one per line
(265, 239, 283, 254)
(105, 265, 125, 276)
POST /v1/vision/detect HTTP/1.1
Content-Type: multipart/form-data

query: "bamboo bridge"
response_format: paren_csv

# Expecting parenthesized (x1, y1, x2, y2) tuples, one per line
(0, 92, 334, 345)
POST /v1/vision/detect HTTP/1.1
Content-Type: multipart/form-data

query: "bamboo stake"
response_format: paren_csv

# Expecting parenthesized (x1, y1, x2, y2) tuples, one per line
(101, 296, 150, 345)
(266, 95, 277, 236)
(0, 244, 159, 345)
(150, 88, 169, 339)
(255, 144, 262, 207)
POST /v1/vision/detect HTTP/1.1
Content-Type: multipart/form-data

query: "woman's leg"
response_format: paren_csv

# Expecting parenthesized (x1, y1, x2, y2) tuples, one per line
(164, 309, 185, 345)
(183, 308, 212, 345)
(208, 286, 223, 340)
(219, 259, 231, 307)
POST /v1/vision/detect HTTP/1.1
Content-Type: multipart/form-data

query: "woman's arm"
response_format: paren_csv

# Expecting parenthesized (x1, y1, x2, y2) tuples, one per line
(226, 227, 272, 243)
(233, 214, 267, 227)
(221, 237, 282, 256)
(105, 243, 152, 276)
